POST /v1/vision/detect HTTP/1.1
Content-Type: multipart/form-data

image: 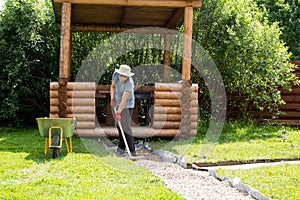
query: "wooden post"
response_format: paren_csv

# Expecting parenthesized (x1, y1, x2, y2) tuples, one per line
(181, 7, 193, 80)
(163, 34, 171, 82)
(59, 2, 72, 79)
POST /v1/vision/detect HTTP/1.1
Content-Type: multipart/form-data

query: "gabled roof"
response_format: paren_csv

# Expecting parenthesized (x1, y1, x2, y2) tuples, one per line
(52, 0, 202, 29)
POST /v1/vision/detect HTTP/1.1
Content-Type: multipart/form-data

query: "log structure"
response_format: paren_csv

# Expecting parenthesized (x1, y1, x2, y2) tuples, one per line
(50, 0, 202, 137)
(50, 82, 96, 136)
(153, 82, 198, 138)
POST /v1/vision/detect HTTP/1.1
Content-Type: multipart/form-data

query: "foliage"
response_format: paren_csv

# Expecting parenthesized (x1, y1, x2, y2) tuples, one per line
(216, 164, 300, 199)
(0, 128, 182, 199)
(255, 0, 300, 60)
(0, 0, 60, 125)
(193, 0, 300, 117)
(0, 0, 299, 125)
(71, 32, 183, 85)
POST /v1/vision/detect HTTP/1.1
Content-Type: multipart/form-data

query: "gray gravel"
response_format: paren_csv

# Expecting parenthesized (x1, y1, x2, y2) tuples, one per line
(135, 160, 255, 200)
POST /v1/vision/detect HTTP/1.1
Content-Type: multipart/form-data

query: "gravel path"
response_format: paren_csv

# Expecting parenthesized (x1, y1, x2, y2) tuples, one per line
(135, 160, 255, 200)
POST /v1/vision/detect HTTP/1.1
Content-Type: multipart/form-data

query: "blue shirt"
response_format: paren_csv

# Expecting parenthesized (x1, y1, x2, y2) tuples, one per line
(112, 72, 135, 109)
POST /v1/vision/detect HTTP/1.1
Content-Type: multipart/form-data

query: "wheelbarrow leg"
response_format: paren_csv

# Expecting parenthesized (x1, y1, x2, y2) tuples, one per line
(63, 138, 72, 153)
(70, 137, 72, 153)
(45, 138, 49, 155)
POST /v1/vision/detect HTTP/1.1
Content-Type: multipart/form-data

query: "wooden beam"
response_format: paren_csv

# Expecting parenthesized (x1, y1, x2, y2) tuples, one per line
(163, 34, 171, 82)
(54, 0, 202, 8)
(70, 25, 178, 33)
(59, 2, 72, 79)
(165, 8, 184, 28)
(71, 25, 129, 32)
(181, 7, 193, 80)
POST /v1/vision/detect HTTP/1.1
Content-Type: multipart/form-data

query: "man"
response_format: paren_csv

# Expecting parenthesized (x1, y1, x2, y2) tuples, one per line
(110, 64, 136, 156)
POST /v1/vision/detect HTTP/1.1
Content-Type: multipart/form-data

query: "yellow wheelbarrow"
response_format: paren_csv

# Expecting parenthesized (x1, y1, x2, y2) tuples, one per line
(36, 118, 76, 158)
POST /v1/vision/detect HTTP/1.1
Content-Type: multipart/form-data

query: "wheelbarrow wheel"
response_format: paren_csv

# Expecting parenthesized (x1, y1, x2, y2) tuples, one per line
(51, 135, 60, 158)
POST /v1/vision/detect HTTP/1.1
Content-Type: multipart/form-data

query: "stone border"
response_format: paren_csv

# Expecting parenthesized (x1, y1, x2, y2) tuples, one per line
(155, 149, 271, 200)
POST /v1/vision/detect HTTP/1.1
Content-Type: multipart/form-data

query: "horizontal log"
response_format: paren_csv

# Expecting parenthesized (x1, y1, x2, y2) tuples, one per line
(153, 106, 198, 115)
(153, 113, 198, 122)
(152, 120, 198, 129)
(61, 126, 197, 138)
(182, 102, 191, 110)
(153, 113, 181, 121)
(54, 0, 202, 8)
(76, 121, 95, 129)
(97, 85, 110, 92)
(49, 113, 95, 121)
(155, 83, 183, 91)
(93, 126, 182, 138)
(154, 91, 182, 99)
(186, 108, 198, 115)
(181, 125, 191, 133)
(181, 119, 198, 127)
(188, 129, 197, 136)
(50, 98, 95, 106)
(50, 82, 96, 91)
(154, 91, 198, 100)
(71, 25, 180, 34)
(97, 85, 156, 92)
(154, 106, 181, 114)
(50, 90, 95, 98)
(155, 82, 198, 92)
(50, 106, 95, 114)
(182, 87, 193, 96)
(152, 121, 181, 129)
(154, 99, 181, 107)
(74, 128, 96, 137)
(78, 126, 198, 138)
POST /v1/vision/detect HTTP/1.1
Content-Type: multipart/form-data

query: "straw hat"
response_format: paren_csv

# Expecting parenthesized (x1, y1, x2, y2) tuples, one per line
(115, 64, 134, 77)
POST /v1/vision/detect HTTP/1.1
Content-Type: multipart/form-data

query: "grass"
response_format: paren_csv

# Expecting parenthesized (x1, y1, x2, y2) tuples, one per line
(146, 121, 300, 200)
(1, 120, 300, 199)
(216, 164, 300, 200)
(148, 121, 300, 163)
(0, 128, 182, 200)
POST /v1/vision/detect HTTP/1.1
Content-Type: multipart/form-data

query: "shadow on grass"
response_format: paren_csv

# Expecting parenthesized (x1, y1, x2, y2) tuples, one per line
(0, 127, 91, 163)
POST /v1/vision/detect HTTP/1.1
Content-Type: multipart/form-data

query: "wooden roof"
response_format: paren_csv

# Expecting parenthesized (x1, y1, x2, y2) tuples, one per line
(52, 0, 202, 29)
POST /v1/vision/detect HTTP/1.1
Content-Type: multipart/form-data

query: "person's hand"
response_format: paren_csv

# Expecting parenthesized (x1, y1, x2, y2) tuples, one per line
(110, 98, 115, 107)
(116, 112, 121, 121)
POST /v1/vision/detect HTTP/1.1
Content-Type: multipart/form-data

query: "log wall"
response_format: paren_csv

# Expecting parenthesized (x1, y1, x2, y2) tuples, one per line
(153, 81, 198, 138)
(50, 82, 96, 136)
(227, 61, 300, 125)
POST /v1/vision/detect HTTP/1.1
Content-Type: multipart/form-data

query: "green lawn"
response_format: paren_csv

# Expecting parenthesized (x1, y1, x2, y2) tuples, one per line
(0, 128, 182, 200)
(1, 121, 300, 199)
(216, 164, 300, 200)
(147, 121, 300, 200)
(148, 121, 300, 163)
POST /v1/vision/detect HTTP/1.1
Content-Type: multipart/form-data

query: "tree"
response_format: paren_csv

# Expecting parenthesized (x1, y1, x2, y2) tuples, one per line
(193, 0, 299, 116)
(255, 0, 300, 60)
(0, 0, 60, 126)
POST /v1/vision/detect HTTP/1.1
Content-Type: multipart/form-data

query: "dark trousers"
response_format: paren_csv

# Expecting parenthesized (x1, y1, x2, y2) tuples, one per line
(115, 108, 135, 153)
